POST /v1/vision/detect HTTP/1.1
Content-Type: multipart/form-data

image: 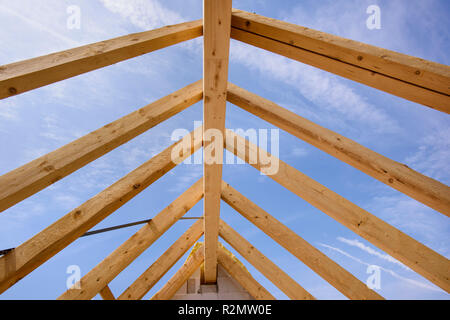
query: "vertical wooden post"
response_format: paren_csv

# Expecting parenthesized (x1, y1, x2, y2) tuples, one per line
(202, 0, 232, 283)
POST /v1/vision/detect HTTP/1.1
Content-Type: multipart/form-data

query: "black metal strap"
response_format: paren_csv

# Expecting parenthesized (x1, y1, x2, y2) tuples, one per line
(0, 216, 203, 256)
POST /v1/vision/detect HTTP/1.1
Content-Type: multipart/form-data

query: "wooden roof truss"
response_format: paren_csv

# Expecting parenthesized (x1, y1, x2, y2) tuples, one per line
(0, 2, 449, 300)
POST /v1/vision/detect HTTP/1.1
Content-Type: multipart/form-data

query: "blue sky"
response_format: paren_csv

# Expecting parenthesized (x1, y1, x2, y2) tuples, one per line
(0, 0, 449, 300)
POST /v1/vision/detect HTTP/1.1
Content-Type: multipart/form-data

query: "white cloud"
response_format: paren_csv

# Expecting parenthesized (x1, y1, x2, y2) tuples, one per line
(99, 0, 184, 30)
(283, 0, 449, 64)
(320, 243, 444, 293)
(230, 41, 398, 134)
(98, 0, 202, 53)
(405, 126, 450, 185)
(39, 114, 79, 143)
(291, 147, 308, 158)
(53, 194, 81, 211)
(337, 237, 410, 271)
(0, 100, 19, 122)
(229, 0, 449, 143)
(0, 4, 79, 48)
(368, 194, 450, 257)
(167, 164, 202, 193)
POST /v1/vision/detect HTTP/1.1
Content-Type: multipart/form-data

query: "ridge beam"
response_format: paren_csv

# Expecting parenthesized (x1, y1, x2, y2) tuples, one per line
(202, 0, 232, 283)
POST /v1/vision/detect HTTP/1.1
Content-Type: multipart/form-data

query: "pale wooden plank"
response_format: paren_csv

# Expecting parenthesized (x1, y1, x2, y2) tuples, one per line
(219, 219, 315, 300)
(202, 0, 232, 283)
(225, 130, 450, 293)
(227, 82, 450, 217)
(99, 285, 115, 300)
(217, 243, 275, 300)
(118, 219, 204, 300)
(0, 80, 202, 213)
(0, 20, 202, 99)
(231, 9, 450, 113)
(0, 128, 202, 294)
(58, 179, 203, 300)
(221, 181, 383, 300)
(232, 10, 450, 95)
(151, 243, 204, 300)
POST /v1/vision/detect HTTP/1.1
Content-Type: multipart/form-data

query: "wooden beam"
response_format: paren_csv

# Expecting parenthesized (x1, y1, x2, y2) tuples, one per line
(217, 243, 275, 300)
(0, 128, 202, 294)
(224, 130, 450, 293)
(231, 10, 450, 113)
(227, 82, 450, 217)
(0, 20, 202, 99)
(58, 179, 203, 300)
(118, 219, 204, 300)
(221, 181, 382, 300)
(219, 219, 315, 300)
(202, 0, 232, 284)
(99, 285, 115, 300)
(0, 80, 202, 213)
(151, 243, 204, 300)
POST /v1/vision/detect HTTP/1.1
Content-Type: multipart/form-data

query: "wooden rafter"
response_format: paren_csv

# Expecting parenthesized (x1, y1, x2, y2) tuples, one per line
(224, 130, 450, 293)
(0, 4, 448, 301)
(0, 20, 202, 99)
(151, 243, 205, 300)
(202, 0, 232, 283)
(0, 128, 202, 294)
(221, 181, 383, 300)
(231, 9, 450, 113)
(99, 286, 115, 300)
(58, 179, 203, 300)
(227, 82, 450, 217)
(217, 243, 275, 300)
(0, 80, 202, 213)
(219, 219, 315, 300)
(119, 219, 204, 300)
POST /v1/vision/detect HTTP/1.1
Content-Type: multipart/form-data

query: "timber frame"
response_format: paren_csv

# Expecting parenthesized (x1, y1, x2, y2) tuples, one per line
(0, 2, 449, 300)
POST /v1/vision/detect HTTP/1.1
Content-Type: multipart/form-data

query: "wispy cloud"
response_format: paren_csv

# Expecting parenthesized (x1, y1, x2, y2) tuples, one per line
(320, 243, 443, 293)
(337, 237, 410, 271)
(39, 114, 79, 144)
(99, 0, 184, 30)
(99, 0, 202, 53)
(230, 40, 398, 135)
(167, 164, 202, 193)
(0, 4, 79, 48)
(367, 194, 450, 256)
(230, 0, 449, 144)
(405, 126, 450, 185)
(283, 0, 450, 64)
(0, 99, 19, 122)
(290, 147, 308, 158)
(53, 194, 82, 211)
